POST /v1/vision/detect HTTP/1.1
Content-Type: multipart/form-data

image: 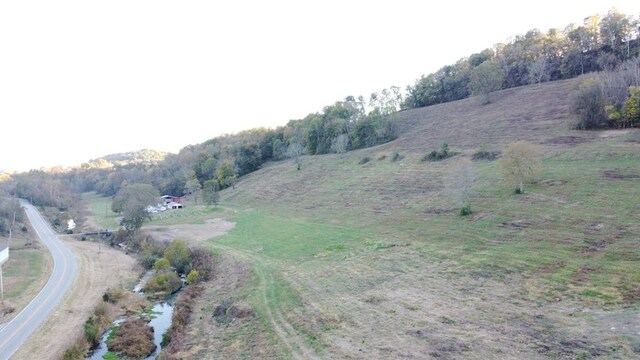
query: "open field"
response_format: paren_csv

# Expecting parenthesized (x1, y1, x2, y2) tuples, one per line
(179, 79, 640, 358)
(84, 192, 121, 230)
(81, 79, 640, 358)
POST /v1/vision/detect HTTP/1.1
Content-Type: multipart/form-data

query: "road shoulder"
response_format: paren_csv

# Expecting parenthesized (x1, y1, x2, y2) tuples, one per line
(12, 238, 140, 360)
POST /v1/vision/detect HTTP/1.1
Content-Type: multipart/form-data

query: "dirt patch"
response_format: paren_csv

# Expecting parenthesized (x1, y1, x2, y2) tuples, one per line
(600, 169, 640, 180)
(573, 265, 604, 284)
(143, 218, 235, 243)
(544, 136, 591, 146)
(424, 208, 456, 216)
(12, 239, 140, 360)
(537, 179, 567, 186)
(472, 151, 500, 161)
(600, 130, 630, 138)
(500, 219, 532, 229)
(212, 298, 254, 324)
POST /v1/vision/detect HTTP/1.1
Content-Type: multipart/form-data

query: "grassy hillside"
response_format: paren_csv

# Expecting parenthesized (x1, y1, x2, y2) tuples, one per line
(183, 78, 640, 359)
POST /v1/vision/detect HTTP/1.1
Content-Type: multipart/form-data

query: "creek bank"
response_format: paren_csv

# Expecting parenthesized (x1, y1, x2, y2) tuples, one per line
(87, 270, 184, 359)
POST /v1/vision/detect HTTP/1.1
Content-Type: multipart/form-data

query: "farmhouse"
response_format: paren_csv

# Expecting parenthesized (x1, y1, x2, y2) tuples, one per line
(167, 202, 183, 209)
(160, 195, 181, 205)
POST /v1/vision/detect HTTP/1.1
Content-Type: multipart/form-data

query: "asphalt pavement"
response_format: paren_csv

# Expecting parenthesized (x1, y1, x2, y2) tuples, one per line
(0, 201, 78, 359)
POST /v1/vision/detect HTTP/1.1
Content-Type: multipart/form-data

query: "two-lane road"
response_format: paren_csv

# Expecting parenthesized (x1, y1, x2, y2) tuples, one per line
(0, 201, 77, 359)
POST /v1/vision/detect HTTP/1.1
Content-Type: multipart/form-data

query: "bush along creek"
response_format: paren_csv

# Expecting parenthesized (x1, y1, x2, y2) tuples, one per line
(64, 239, 215, 360)
(86, 266, 185, 360)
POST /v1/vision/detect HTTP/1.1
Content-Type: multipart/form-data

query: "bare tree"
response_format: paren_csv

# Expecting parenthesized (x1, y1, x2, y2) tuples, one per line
(528, 57, 549, 86)
(286, 141, 305, 170)
(184, 178, 202, 205)
(331, 134, 349, 155)
(448, 159, 478, 215)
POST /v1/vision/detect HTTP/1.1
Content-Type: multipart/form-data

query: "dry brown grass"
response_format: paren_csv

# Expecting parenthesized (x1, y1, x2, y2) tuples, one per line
(208, 78, 640, 358)
(12, 239, 140, 360)
(108, 318, 155, 358)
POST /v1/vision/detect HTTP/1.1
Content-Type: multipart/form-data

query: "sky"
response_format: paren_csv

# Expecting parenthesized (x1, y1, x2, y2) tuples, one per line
(1, 1, 639, 172)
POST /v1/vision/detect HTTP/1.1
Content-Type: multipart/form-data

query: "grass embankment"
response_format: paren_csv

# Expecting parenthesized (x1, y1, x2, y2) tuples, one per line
(194, 80, 640, 358)
(0, 228, 52, 324)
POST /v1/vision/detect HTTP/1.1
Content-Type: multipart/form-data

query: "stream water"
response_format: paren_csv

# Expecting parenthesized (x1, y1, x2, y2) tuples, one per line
(87, 271, 180, 360)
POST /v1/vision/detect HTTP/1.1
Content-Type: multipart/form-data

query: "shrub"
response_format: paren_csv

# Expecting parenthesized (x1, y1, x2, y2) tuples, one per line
(162, 285, 204, 354)
(390, 152, 402, 162)
(358, 156, 371, 165)
(83, 303, 112, 347)
(186, 269, 200, 285)
(62, 344, 86, 360)
(189, 247, 215, 281)
(144, 272, 182, 295)
(84, 319, 102, 348)
(164, 239, 190, 274)
(102, 288, 125, 304)
(423, 143, 452, 161)
(107, 318, 155, 358)
(140, 252, 157, 270)
(460, 205, 472, 216)
(154, 258, 171, 272)
(571, 77, 608, 129)
(472, 144, 499, 160)
(94, 302, 109, 316)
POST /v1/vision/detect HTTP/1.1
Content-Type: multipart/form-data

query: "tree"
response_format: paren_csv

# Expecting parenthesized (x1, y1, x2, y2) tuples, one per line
(468, 60, 505, 104)
(500, 141, 543, 194)
(286, 141, 305, 170)
(164, 239, 190, 274)
(184, 178, 202, 205)
(112, 183, 159, 232)
(216, 160, 237, 189)
(600, 8, 632, 54)
(528, 57, 549, 85)
(331, 133, 349, 154)
(448, 159, 478, 215)
(202, 179, 220, 206)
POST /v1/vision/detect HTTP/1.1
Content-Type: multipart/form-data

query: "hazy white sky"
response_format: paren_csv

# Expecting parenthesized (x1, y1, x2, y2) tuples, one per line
(1, 1, 639, 172)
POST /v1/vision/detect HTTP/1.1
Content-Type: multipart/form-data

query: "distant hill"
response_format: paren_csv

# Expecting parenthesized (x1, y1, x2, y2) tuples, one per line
(83, 149, 168, 168)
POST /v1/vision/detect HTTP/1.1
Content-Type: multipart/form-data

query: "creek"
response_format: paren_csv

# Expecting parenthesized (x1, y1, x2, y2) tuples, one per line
(87, 271, 181, 360)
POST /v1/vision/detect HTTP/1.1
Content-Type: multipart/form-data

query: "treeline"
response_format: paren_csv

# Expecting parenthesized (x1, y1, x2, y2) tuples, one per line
(403, 8, 640, 109)
(64, 92, 399, 199)
(0, 197, 24, 236)
(5, 8, 639, 220)
(1, 170, 84, 232)
(572, 58, 640, 129)
(0, 87, 400, 217)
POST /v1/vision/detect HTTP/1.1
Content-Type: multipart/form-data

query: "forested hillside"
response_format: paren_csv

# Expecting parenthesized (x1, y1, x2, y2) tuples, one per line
(1, 8, 639, 233)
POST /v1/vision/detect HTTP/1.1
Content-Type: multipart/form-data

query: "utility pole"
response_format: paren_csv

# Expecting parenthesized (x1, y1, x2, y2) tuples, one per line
(0, 257, 4, 307)
(96, 227, 101, 254)
(9, 210, 15, 250)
